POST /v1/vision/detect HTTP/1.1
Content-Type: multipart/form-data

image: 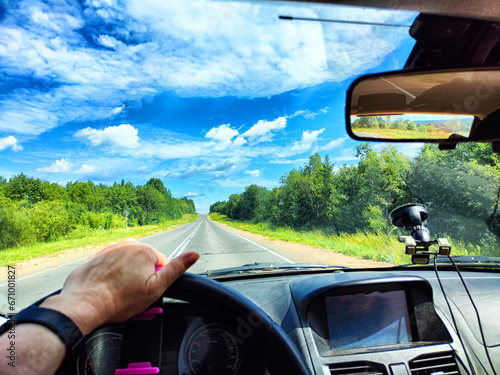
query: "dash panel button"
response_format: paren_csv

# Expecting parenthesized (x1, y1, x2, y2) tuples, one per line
(390, 363, 410, 375)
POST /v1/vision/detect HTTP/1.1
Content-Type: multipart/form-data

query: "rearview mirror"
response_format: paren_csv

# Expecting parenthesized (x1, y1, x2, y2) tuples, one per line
(346, 68, 500, 143)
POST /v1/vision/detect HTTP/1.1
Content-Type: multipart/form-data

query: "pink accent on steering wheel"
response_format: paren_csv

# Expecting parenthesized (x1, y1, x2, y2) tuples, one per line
(115, 362, 160, 374)
(132, 307, 163, 321)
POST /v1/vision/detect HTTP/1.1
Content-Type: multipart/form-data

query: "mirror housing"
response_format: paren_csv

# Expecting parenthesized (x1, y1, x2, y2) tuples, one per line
(346, 67, 500, 143)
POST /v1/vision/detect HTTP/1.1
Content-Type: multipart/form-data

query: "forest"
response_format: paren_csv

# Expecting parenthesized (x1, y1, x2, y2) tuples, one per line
(0, 176, 196, 250)
(352, 116, 471, 134)
(211, 143, 500, 257)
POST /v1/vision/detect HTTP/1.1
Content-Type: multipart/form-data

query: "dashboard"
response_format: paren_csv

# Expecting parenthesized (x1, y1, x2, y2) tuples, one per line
(162, 303, 267, 375)
(64, 269, 500, 375)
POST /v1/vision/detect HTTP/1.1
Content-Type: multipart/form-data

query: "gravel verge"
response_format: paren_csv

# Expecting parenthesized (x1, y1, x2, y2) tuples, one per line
(214, 222, 393, 268)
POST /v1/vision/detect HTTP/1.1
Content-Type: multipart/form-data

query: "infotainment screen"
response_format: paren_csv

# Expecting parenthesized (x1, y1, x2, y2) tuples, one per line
(326, 290, 412, 350)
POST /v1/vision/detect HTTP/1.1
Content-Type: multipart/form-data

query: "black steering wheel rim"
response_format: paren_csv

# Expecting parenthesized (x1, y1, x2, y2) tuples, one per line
(165, 272, 312, 375)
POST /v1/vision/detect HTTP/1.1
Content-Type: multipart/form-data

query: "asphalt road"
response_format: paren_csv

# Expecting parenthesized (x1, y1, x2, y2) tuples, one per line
(0, 215, 297, 311)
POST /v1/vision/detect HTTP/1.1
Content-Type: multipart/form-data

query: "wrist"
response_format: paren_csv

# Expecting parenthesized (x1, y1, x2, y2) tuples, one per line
(40, 294, 103, 335)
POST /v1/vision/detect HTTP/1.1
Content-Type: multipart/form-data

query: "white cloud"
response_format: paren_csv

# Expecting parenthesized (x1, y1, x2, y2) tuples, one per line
(135, 141, 209, 159)
(0, 136, 22, 151)
(242, 117, 286, 143)
(316, 7, 414, 81)
(97, 34, 122, 49)
(37, 158, 72, 173)
(287, 110, 306, 119)
(289, 128, 325, 154)
(270, 158, 308, 165)
(205, 124, 238, 145)
(321, 136, 348, 151)
(0, 0, 415, 135)
(75, 164, 97, 174)
(165, 157, 248, 180)
(75, 124, 139, 148)
(185, 192, 205, 197)
(205, 124, 240, 151)
(214, 176, 279, 190)
(395, 143, 424, 158)
(244, 169, 261, 177)
(110, 105, 125, 115)
(38, 156, 156, 180)
(233, 136, 247, 147)
(31, 8, 50, 24)
(29, 5, 83, 32)
(119, 120, 281, 165)
(0, 86, 147, 135)
(123, 120, 329, 178)
(287, 107, 329, 120)
(333, 148, 359, 162)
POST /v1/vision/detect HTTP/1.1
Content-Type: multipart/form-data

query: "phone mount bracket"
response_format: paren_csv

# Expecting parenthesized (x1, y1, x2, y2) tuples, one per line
(391, 204, 452, 264)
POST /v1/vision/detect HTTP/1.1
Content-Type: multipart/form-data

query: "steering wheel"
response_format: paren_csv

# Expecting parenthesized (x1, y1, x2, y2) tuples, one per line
(55, 273, 312, 374)
(164, 273, 313, 375)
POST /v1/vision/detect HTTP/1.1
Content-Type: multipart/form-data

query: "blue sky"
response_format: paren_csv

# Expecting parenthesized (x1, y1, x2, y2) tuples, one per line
(0, 0, 418, 213)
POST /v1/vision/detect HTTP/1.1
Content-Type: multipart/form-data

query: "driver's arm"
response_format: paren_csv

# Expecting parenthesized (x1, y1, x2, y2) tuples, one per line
(0, 239, 199, 375)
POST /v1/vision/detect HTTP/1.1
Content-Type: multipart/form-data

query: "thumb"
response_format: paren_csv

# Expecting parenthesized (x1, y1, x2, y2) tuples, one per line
(157, 252, 200, 287)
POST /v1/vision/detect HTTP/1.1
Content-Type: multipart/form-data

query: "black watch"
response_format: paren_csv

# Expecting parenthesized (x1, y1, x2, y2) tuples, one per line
(14, 295, 86, 355)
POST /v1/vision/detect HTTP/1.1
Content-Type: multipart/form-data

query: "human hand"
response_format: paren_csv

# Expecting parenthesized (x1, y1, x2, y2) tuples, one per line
(40, 239, 199, 334)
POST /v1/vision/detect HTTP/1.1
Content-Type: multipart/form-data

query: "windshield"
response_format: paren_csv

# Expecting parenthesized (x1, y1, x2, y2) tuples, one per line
(0, 0, 499, 284)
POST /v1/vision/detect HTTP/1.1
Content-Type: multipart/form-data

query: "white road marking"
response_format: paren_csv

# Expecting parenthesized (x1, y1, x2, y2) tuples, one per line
(0, 219, 203, 286)
(167, 221, 202, 259)
(0, 256, 90, 287)
(213, 221, 295, 264)
(1, 216, 293, 288)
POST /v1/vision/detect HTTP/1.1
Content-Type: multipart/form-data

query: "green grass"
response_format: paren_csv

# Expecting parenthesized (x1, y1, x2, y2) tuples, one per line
(0, 214, 198, 267)
(352, 127, 467, 140)
(209, 213, 476, 266)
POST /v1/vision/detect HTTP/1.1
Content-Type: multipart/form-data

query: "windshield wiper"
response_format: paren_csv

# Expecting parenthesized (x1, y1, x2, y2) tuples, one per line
(200, 262, 350, 278)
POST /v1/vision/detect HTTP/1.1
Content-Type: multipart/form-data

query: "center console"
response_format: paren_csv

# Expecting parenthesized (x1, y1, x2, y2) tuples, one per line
(290, 272, 460, 375)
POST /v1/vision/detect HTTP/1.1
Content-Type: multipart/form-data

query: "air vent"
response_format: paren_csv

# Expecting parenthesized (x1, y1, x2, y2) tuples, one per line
(329, 361, 387, 375)
(409, 351, 460, 375)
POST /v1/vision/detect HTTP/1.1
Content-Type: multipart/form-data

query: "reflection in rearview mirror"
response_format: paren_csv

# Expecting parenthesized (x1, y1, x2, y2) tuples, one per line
(346, 68, 500, 142)
(350, 114, 474, 140)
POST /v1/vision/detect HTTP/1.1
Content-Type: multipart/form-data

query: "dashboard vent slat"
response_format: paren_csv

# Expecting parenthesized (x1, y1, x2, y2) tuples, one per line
(409, 352, 460, 375)
(329, 361, 387, 375)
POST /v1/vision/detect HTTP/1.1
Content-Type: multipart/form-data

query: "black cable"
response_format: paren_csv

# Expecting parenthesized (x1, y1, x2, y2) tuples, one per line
(434, 254, 476, 375)
(279, 15, 410, 28)
(447, 255, 497, 375)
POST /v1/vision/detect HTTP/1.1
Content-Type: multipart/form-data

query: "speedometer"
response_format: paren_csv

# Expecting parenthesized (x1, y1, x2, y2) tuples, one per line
(184, 324, 242, 375)
(77, 331, 122, 375)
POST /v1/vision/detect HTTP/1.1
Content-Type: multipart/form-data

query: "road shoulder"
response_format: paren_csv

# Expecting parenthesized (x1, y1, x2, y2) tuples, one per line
(212, 221, 392, 268)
